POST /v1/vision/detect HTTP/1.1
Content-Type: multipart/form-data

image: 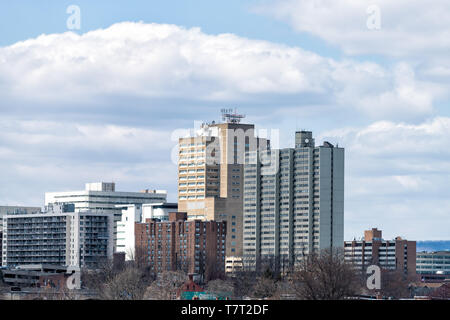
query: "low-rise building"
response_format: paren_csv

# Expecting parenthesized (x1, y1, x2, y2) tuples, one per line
(417, 251, 450, 280)
(135, 212, 226, 279)
(1, 264, 80, 289)
(225, 256, 243, 275)
(344, 228, 417, 277)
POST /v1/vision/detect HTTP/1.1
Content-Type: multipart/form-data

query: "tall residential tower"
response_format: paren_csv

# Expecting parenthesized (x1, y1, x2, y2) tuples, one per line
(178, 110, 270, 261)
(243, 131, 344, 268)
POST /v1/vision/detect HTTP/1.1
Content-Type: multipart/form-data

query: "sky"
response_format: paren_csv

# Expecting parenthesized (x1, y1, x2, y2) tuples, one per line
(0, 0, 449, 241)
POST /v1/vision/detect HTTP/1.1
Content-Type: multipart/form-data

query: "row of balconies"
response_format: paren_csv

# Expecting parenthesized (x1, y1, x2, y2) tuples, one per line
(7, 259, 66, 264)
(6, 224, 65, 229)
(8, 252, 66, 257)
(81, 223, 108, 227)
(82, 240, 108, 245)
(7, 229, 67, 234)
(7, 246, 66, 251)
(6, 235, 66, 240)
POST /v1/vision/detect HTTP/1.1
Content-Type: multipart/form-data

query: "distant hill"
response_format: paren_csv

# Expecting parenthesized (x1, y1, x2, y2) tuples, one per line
(417, 241, 450, 252)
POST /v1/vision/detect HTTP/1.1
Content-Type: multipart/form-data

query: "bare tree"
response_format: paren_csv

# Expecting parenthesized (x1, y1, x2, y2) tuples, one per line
(378, 269, 416, 299)
(81, 255, 154, 300)
(32, 286, 88, 300)
(81, 257, 119, 292)
(204, 254, 226, 282)
(144, 270, 187, 300)
(205, 279, 234, 296)
(231, 269, 258, 299)
(252, 276, 278, 299)
(100, 266, 151, 300)
(289, 248, 362, 300)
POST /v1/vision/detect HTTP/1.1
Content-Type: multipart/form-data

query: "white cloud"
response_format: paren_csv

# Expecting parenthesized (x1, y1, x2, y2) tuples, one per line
(0, 22, 331, 102)
(332, 62, 441, 119)
(321, 117, 450, 158)
(0, 119, 178, 205)
(319, 117, 450, 240)
(0, 119, 173, 160)
(0, 22, 443, 120)
(256, 0, 450, 58)
(1, 21, 449, 240)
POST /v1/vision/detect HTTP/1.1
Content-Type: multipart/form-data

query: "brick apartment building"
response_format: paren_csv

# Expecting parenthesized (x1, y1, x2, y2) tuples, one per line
(135, 212, 227, 279)
(344, 228, 417, 277)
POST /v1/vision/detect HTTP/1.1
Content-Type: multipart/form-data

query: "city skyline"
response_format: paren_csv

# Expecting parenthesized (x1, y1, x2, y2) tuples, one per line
(1, 1, 450, 242)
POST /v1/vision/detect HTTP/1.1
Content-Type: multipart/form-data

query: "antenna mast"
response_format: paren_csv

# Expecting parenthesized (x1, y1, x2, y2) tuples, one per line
(221, 108, 245, 124)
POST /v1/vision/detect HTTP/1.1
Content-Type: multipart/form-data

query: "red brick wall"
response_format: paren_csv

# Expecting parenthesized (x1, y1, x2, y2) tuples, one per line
(135, 214, 226, 278)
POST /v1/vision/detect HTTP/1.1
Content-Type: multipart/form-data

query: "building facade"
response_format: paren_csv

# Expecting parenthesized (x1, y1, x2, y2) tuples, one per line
(0, 207, 41, 266)
(417, 251, 450, 280)
(135, 212, 226, 279)
(115, 202, 177, 260)
(242, 131, 344, 268)
(344, 228, 417, 277)
(45, 182, 167, 251)
(0, 206, 41, 231)
(177, 112, 269, 261)
(2, 204, 114, 269)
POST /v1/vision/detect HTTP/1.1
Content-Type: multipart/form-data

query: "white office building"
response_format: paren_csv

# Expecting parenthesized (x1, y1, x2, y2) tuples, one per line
(45, 182, 167, 251)
(115, 202, 178, 260)
(417, 251, 450, 279)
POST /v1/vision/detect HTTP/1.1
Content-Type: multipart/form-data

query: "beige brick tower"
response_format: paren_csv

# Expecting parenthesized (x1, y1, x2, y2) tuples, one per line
(178, 109, 269, 261)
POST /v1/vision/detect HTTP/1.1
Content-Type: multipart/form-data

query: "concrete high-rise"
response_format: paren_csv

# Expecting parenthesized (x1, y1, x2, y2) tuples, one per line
(0, 206, 42, 266)
(242, 131, 344, 268)
(2, 204, 114, 269)
(177, 110, 270, 261)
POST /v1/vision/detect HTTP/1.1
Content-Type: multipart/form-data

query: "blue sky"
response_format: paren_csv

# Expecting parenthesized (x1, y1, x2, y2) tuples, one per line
(1, 0, 449, 241)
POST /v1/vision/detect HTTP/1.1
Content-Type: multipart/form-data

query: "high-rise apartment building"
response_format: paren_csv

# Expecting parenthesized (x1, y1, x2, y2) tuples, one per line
(45, 182, 167, 251)
(0, 206, 42, 266)
(135, 212, 227, 279)
(242, 131, 344, 268)
(2, 204, 114, 269)
(177, 110, 269, 260)
(344, 228, 417, 277)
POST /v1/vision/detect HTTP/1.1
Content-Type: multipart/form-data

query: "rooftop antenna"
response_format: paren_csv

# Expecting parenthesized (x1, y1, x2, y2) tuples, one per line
(221, 108, 245, 124)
